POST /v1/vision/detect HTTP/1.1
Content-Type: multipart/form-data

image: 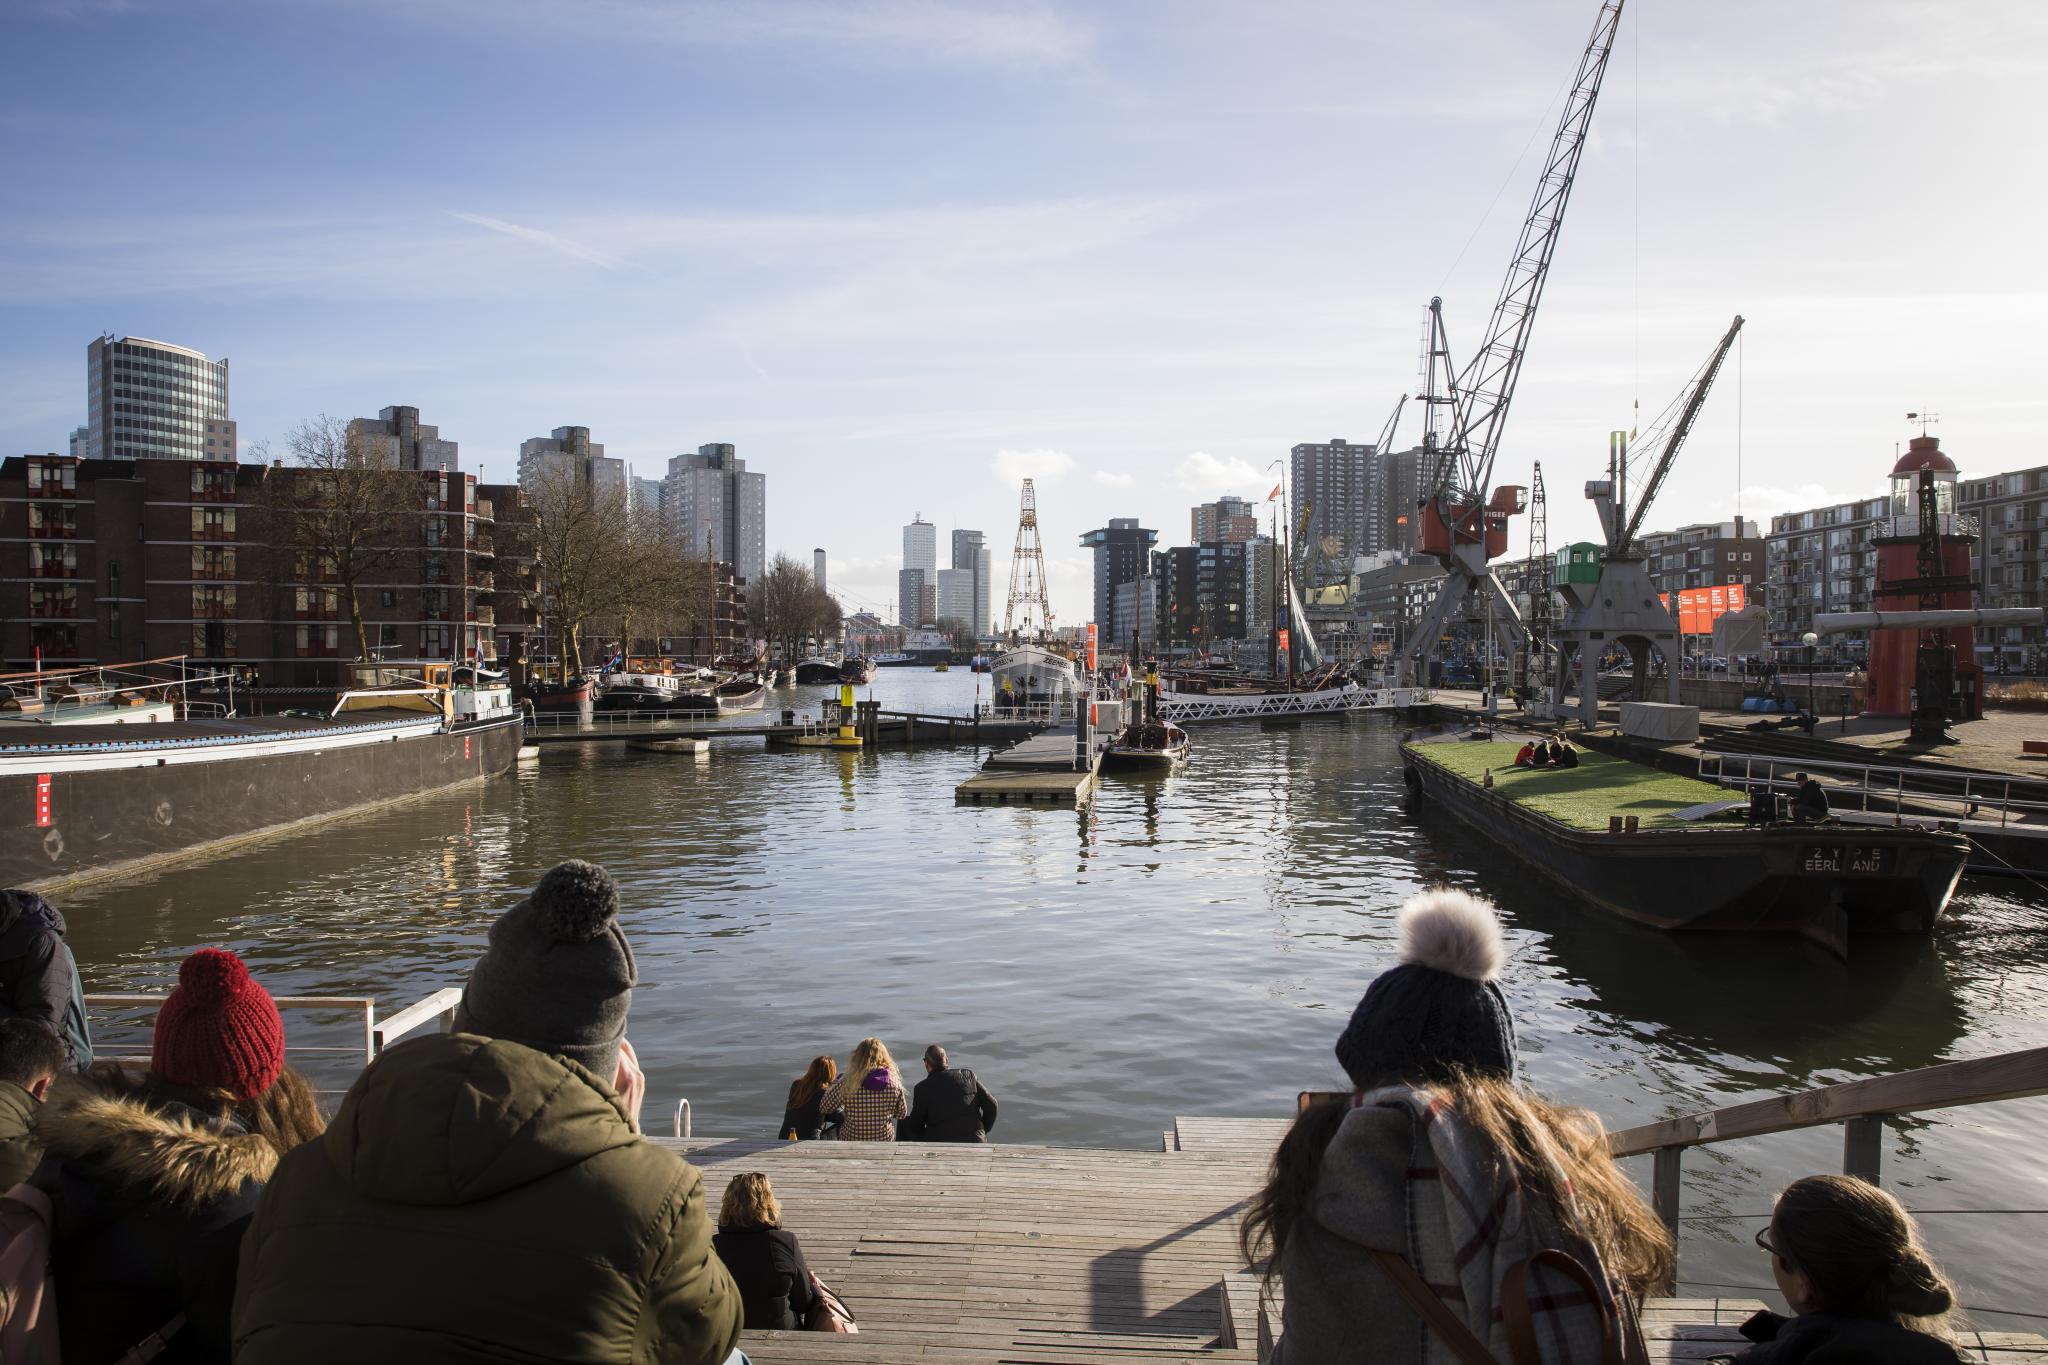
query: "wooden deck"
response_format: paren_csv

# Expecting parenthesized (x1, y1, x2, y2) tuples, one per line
(657, 1126, 2048, 1363)
(955, 726, 1107, 806)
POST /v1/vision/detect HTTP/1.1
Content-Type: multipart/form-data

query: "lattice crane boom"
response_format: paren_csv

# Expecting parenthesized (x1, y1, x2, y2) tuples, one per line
(1442, 0, 1626, 505)
(1614, 314, 1745, 554)
(1002, 478, 1053, 638)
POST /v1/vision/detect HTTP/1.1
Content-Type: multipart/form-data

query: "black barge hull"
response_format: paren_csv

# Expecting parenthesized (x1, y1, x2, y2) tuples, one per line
(1401, 745, 1968, 950)
(5, 716, 524, 889)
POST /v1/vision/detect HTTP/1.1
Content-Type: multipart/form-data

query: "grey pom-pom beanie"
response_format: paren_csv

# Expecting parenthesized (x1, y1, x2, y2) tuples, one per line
(452, 860, 637, 1077)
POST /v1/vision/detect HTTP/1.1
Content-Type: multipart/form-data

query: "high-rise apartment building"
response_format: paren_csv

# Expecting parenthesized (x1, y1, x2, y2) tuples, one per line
(86, 335, 234, 462)
(899, 515, 936, 627)
(1192, 495, 1259, 544)
(1078, 519, 1158, 633)
(1959, 462, 2048, 658)
(813, 548, 828, 592)
(1243, 535, 1281, 635)
(1289, 437, 1379, 561)
(68, 427, 88, 459)
(660, 443, 766, 582)
(950, 528, 990, 638)
(1765, 496, 1888, 650)
(935, 568, 977, 628)
(349, 405, 459, 472)
(627, 476, 662, 524)
(518, 426, 626, 504)
(1636, 520, 1762, 602)
(1379, 445, 1433, 554)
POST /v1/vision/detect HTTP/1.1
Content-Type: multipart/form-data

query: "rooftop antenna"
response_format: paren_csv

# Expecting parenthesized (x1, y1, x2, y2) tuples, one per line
(1906, 411, 1939, 435)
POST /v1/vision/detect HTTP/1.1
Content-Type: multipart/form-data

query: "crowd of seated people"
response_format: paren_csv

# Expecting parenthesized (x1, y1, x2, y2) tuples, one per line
(1511, 736, 1580, 769)
(0, 873, 1970, 1364)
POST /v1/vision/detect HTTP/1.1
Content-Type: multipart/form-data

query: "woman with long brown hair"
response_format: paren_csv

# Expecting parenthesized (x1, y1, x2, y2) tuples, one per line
(1723, 1174, 1964, 1362)
(819, 1037, 907, 1142)
(780, 1055, 841, 1140)
(1240, 890, 1672, 1365)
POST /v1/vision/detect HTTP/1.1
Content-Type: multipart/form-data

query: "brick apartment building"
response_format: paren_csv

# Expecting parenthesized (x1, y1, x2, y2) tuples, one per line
(1, 454, 537, 689)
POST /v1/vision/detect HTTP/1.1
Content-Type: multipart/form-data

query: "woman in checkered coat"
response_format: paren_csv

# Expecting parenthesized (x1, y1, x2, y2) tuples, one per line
(818, 1037, 909, 1141)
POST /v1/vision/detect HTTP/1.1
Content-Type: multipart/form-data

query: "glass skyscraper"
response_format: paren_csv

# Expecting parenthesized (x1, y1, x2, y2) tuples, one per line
(86, 335, 234, 461)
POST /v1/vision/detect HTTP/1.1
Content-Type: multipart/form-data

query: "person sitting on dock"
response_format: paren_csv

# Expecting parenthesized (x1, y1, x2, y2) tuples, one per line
(1552, 740, 1579, 769)
(1721, 1174, 1964, 1363)
(898, 1044, 999, 1144)
(779, 1055, 843, 1141)
(230, 860, 743, 1365)
(1512, 741, 1537, 768)
(33, 948, 322, 1365)
(1240, 889, 1672, 1365)
(818, 1036, 908, 1141)
(711, 1171, 818, 1332)
(0, 1016, 65, 1187)
(0, 888, 94, 1069)
(1791, 772, 1831, 823)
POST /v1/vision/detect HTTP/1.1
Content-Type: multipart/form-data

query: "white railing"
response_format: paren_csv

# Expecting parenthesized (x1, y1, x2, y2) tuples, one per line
(84, 984, 462, 1071)
(1157, 685, 1424, 724)
(1698, 752, 2047, 831)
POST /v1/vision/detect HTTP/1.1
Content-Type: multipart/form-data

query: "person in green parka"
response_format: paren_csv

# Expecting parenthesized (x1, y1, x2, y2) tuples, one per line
(231, 860, 743, 1365)
(0, 1016, 66, 1187)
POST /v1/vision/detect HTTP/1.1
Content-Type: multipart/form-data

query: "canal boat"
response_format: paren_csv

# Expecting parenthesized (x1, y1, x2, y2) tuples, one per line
(1399, 727, 1970, 954)
(714, 673, 767, 713)
(989, 645, 1080, 720)
(794, 654, 843, 684)
(839, 655, 877, 684)
(523, 675, 594, 715)
(871, 651, 915, 668)
(1102, 717, 1189, 772)
(2, 660, 524, 889)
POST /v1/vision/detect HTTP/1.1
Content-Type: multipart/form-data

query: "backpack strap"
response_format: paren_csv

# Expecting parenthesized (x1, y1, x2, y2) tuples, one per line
(1365, 1248, 1499, 1365)
(1500, 1249, 1622, 1365)
(115, 1312, 186, 1365)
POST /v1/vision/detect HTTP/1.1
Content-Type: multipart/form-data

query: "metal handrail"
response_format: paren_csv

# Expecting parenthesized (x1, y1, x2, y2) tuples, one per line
(1699, 751, 2048, 831)
(672, 1097, 692, 1139)
(86, 985, 463, 1069)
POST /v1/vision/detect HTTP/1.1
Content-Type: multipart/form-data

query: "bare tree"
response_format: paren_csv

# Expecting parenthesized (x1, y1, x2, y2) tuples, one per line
(754, 553, 822, 661)
(525, 464, 629, 675)
(274, 415, 414, 661)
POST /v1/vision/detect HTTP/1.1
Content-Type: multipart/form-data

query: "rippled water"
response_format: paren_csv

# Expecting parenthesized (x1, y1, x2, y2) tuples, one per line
(51, 670, 2048, 1327)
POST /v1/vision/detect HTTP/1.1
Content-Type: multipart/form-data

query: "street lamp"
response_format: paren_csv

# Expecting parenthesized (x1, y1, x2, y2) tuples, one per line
(1801, 631, 1819, 720)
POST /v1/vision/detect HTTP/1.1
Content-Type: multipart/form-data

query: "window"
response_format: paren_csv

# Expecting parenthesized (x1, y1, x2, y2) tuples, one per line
(380, 590, 396, 608)
(108, 605, 120, 641)
(295, 624, 339, 657)
(192, 624, 240, 658)
(379, 624, 399, 648)
(28, 585, 78, 618)
(29, 544, 77, 578)
(27, 504, 78, 538)
(27, 461, 76, 496)
(420, 625, 452, 656)
(191, 547, 236, 579)
(191, 507, 236, 540)
(193, 586, 236, 619)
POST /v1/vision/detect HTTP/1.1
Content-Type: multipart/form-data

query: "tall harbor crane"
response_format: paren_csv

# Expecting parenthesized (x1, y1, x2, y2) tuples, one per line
(1552, 314, 1746, 724)
(1003, 478, 1053, 639)
(1397, 0, 1626, 687)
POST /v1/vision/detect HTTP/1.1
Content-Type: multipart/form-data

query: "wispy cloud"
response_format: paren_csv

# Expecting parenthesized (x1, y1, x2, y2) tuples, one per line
(374, 0, 1092, 69)
(1175, 450, 1264, 496)
(447, 211, 621, 269)
(992, 448, 1074, 484)
(1091, 470, 1135, 487)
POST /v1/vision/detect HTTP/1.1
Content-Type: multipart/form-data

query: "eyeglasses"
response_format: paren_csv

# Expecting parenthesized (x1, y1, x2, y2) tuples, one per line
(1754, 1225, 1783, 1259)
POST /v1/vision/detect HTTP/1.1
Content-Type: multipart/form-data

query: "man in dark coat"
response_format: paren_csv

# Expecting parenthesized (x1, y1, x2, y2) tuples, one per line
(231, 860, 741, 1365)
(1791, 772, 1830, 822)
(0, 1015, 66, 1187)
(899, 1044, 999, 1143)
(0, 889, 92, 1068)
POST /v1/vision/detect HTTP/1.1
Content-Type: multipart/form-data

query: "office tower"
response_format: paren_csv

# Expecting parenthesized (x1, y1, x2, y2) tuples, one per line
(1078, 518, 1158, 632)
(900, 515, 936, 627)
(1192, 495, 1259, 544)
(518, 426, 626, 505)
(935, 568, 976, 626)
(87, 334, 233, 462)
(951, 528, 990, 637)
(348, 405, 459, 472)
(628, 476, 663, 523)
(814, 548, 827, 591)
(660, 443, 767, 582)
(68, 427, 88, 459)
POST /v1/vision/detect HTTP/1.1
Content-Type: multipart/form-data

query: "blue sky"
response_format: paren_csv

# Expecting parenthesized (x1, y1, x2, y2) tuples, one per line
(3, 0, 2043, 624)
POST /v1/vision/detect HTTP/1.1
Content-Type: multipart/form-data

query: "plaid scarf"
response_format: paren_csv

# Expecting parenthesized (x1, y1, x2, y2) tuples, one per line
(1348, 1084, 1631, 1365)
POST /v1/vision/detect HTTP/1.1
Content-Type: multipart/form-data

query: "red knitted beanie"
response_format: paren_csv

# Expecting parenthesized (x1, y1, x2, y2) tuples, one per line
(151, 948, 285, 1101)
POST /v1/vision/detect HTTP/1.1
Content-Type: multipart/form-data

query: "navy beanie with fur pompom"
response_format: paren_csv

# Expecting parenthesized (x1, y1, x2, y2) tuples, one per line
(452, 859, 638, 1077)
(1334, 888, 1518, 1091)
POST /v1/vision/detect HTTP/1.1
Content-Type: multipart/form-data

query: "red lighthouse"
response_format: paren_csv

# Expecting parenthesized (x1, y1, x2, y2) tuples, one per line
(1865, 436, 1981, 720)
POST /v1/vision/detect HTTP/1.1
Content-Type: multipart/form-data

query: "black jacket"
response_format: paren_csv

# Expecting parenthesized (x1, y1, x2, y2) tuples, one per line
(0, 891, 93, 1067)
(1721, 1310, 1966, 1364)
(32, 1068, 276, 1365)
(779, 1089, 842, 1141)
(899, 1066, 998, 1143)
(711, 1224, 815, 1331)
(1794, 781, 1831, 818)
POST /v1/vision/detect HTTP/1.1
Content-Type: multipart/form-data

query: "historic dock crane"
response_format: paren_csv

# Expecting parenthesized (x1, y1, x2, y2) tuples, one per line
(1397, 0, 1625, 687)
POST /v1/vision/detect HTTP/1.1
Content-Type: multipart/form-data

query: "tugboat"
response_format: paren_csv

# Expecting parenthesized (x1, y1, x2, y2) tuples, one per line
(1103, 666, 1190, 771)
(839, 655, 877, 685)
(1399, 725, 1970, 954)
(794, 654, 843, 684)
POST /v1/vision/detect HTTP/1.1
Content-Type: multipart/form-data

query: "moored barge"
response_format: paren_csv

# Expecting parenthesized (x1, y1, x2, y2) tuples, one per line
(1400, 728, 1969, 953)
(3, 662, 523, 888)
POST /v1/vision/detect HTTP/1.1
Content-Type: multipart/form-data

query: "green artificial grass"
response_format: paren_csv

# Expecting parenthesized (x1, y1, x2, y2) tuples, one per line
(1410, 740, 1730, 831)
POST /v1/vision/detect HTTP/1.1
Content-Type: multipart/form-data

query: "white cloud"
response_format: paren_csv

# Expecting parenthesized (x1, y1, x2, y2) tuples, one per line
(1091, 470, 1136, 487)
(1174, 450, 1267, 496)
(447, 211, 622, 269)
(992, 448, 1075, 484)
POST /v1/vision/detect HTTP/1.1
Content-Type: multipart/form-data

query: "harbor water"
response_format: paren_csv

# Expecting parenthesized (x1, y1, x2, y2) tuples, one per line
(51, 670, 2048, 1327)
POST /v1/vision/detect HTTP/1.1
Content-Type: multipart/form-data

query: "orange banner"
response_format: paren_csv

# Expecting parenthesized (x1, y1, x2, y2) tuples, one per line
(1727, 582, 1746, 613)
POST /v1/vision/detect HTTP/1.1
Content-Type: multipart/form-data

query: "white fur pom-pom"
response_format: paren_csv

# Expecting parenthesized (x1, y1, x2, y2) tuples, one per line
(1397, 888, 1505, 981)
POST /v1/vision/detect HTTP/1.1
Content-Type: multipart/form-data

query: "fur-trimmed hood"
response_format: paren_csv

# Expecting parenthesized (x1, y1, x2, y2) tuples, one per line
(34, 1068, 275, 1212)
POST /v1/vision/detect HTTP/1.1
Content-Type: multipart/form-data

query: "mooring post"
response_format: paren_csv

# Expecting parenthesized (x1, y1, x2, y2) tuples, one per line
(1843, 1115, 1883, 1185)
(1651, 1146, 1683, 1234)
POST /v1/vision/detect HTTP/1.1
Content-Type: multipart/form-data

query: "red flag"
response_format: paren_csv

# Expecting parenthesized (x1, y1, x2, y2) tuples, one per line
(1267, 483, 1282, 501)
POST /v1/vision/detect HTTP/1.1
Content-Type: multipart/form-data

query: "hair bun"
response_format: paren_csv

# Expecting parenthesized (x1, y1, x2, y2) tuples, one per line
(177, 947, 251, 1002)
(1887, 1255, 1955, 1317)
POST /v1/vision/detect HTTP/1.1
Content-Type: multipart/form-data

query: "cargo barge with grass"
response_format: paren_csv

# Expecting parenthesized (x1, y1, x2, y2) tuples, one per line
(1399, 727, 1970, 953)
